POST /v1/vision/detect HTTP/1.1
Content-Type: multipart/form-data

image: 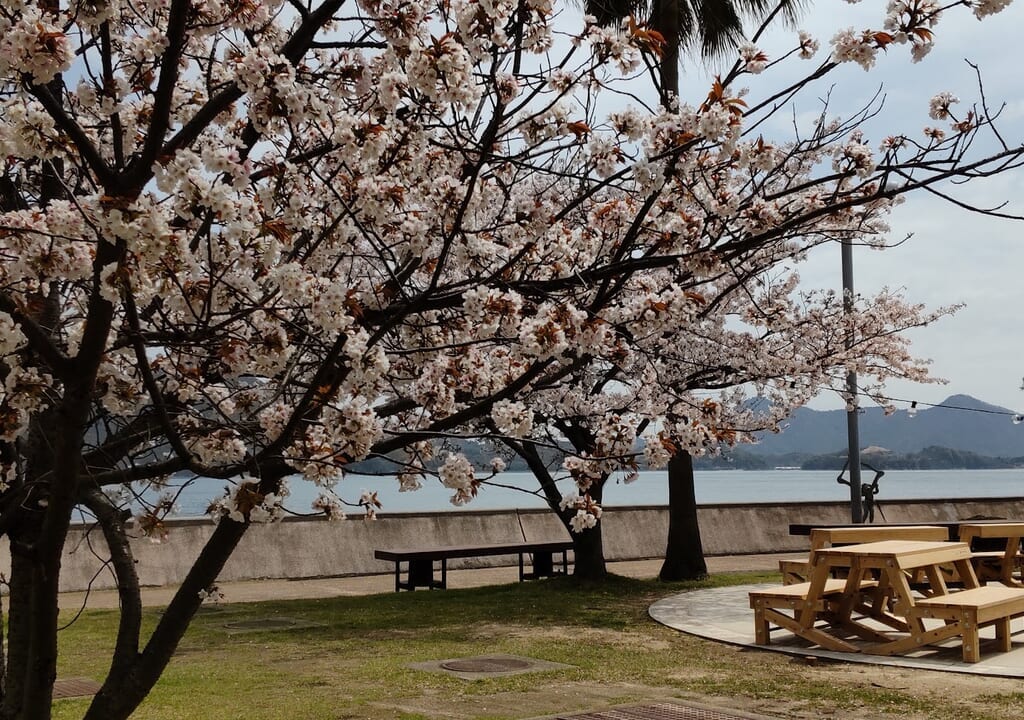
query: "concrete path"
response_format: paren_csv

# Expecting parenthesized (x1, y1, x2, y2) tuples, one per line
(650, 583, 1024, 678)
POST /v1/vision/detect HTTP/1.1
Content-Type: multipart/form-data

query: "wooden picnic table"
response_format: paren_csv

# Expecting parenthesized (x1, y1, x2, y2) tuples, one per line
(779, 525, 947, 584)
(958, 522, 1024, 587)
(752, 539, 1024, 662)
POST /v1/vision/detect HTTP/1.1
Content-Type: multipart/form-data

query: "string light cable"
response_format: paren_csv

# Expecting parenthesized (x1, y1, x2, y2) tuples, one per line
(821, 386, 1024, 425)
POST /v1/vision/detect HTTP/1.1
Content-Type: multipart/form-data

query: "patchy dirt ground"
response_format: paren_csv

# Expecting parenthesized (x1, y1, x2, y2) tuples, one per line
(374, 663, 1024, 720)
(375, 623, 1024, 720)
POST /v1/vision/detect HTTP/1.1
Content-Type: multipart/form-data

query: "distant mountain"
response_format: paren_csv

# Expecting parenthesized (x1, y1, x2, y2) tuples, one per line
(748, 394, 1024, 458)
(799, 445, 1020, 471)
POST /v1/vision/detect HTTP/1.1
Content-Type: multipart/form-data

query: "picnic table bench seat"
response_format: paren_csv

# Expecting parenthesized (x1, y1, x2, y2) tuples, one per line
(749, 579, 880, 649)
(913, 585, 1024, 662)
(374, 540, 573, 591)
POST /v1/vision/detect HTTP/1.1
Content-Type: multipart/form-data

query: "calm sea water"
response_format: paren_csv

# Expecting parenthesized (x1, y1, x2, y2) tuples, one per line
(152, 468, 1024, 518)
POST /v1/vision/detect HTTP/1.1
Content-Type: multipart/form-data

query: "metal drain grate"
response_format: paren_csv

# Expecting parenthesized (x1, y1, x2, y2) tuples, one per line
(53, 677, 102, 699)
(557, 702, 773, 720)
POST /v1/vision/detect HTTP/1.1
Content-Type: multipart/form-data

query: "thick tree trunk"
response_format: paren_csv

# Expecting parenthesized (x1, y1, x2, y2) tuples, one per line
(659, 451, 708, 581)
(0, 580, 4, 705)
(4, 399, 63, 720)
(569, 519, 607, 580)
(1, 536, 36, 720)
(570, 480, 607, 580)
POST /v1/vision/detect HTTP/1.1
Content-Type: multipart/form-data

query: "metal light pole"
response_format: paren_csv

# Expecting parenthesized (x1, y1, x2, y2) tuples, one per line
(842, 239, 864, 523)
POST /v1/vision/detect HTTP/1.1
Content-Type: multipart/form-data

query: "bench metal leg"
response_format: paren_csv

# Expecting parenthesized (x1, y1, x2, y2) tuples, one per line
(532, 551, 555, 577)
(395, 559, 446, 591)
(519, 549, 570, 581)
(408, 558, 435, 589)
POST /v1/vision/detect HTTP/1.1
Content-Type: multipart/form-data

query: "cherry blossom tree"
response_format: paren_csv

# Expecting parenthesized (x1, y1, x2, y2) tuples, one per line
(1, 0, 1022, 717)
(484, 2, 1024, 579)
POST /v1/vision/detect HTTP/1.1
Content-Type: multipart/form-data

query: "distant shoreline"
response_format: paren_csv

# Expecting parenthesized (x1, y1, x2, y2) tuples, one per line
(153, 468, 1024, 518)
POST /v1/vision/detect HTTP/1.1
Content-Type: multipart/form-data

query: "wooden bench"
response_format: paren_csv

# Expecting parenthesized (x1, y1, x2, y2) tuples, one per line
(374, 540, 573, 591)
(910, 585, 1024, 662)
(749, 579, 880, 650)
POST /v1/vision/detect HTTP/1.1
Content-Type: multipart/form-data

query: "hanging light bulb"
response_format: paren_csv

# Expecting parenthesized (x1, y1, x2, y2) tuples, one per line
(907, 401, 918, 419)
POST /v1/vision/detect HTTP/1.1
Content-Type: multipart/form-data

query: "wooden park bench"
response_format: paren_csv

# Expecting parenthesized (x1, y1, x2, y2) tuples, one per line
(374, 540, 574, 591)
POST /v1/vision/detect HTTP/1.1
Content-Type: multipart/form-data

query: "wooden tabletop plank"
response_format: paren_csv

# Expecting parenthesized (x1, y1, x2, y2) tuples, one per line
(814, 539, 972, 569)
(958, 522, 1024, 538)
(810, 525, 947, 548)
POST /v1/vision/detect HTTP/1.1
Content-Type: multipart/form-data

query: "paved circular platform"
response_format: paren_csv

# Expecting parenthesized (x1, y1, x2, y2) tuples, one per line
(649, 584, 1024, 678)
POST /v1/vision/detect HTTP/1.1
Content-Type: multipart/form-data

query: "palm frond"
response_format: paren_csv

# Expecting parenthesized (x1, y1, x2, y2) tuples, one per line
(585, 0, 645, 26)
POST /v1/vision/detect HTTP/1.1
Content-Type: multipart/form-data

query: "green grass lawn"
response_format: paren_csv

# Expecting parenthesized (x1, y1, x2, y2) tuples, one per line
(51, 571, 1024, 720)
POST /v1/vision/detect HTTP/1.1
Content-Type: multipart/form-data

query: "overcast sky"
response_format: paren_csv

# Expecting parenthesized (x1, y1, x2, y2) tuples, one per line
(669, 2, 1024, 414)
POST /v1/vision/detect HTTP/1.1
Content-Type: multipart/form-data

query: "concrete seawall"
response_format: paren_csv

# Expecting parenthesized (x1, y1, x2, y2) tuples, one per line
(6, 497, 1024, 592)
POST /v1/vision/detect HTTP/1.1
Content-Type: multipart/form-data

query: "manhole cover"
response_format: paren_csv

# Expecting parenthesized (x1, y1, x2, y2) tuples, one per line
(223, 618, 297, 630)
(409, 654, 572, 678)
(53, 677, 102, 699)
(440, 657, 533, 673)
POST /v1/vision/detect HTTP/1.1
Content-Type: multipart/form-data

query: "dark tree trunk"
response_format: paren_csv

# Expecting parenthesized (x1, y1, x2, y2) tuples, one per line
(659, 451, 708, 581)
(650, 0, 681, 104)
(3, 397, 62, 720)
(1, 534, 36, 720)
(505, 440, 608, 580)
(569, 479, 607, 580)
(80, 490, 143, 684)
(569, 519, 607, 580)
(0, 578, 4, 705)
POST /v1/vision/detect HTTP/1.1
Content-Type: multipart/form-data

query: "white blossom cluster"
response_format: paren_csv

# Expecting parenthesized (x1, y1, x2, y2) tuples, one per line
(929, 91, 959, 120)
(439, 453, 480, 506)
(0, 8, 73, 84)
(738, 43, 768, 74)
(559, 492, 604, 532)
(208, 480, 287, 524)
(490, 400, 534, 437)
